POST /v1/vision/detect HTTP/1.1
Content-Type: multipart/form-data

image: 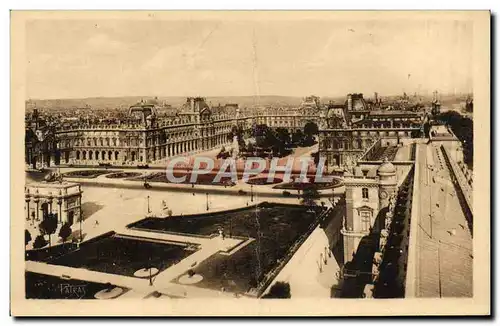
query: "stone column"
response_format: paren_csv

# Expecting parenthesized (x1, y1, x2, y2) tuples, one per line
(25, 195, 31, 221)
(33, 193, 40, 222)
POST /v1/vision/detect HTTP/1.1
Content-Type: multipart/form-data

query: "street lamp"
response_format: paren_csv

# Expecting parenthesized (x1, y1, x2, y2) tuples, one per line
(206, 193, 209, 211)
(149, 255, 153, 286)
(57, 189, 63, 224)
(47, 192, 53, 215)
(250, 184, 254, 202)
(147, 195, 151, 214)
(33, 190, 40, 222)
(25, 190, 31, 222)
(79, 211, 83, 242)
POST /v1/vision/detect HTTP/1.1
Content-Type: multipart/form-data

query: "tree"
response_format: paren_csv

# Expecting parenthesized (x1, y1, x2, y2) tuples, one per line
(39, 214, 58, 247)
(58, 223, 72, 243)
(275, 128, 291, 146)
(25, 229, 32, 247)
(291, 129, 305, 145)
(301, 188, 320, 206)
(32, 235, 48, 249)
(304, 122, 319, 136)
(435, 111, 474, 167)
(423, 121, 431, 138)
(254, 124, 272, 148)
(262, 281, 291, 298)
(246, 142, 255, 155)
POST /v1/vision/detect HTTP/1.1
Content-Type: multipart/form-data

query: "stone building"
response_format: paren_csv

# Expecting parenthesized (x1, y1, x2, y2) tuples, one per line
(24, 94, 426, 171)
(318, 93, 425, 170)
(341, 159, 398, 265)
(34, 98, 236, 167)
(25, 108, 58, 169)
(24, 181, 83, 226)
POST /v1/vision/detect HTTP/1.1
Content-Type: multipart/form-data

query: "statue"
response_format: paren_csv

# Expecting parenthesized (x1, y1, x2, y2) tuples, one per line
(379, 229, 389, 251)
(384, 212, 392, 230)
(44, 171, 63, 183)
(319, 116, 328, 130)
(232, 135, 239, 159)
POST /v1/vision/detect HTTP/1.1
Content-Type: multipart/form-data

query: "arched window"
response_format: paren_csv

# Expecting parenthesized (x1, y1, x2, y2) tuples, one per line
(362, 188, 369, 200)
(76, 151, 80, 160)
(82, 151, 87, 160)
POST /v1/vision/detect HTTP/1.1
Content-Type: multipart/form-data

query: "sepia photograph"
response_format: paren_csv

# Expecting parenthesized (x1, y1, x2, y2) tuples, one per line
(10, 10, 490, 316)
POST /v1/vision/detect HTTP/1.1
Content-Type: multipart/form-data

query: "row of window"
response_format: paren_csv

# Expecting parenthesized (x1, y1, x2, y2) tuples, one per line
(76, 150, 123, 161)
(326, 130, 412, 137)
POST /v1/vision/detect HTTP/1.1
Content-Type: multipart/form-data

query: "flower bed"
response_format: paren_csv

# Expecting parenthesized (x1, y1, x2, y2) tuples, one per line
(246, 177, 283, 185)
(132, 172, 236, 186)
(132, 202, 325, 295)
(63, 170, 119, 178)
(105, 172, 143, 179)
(273, 177, 343, 190)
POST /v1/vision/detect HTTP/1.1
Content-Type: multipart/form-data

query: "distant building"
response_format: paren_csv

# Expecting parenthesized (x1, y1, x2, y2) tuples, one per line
(319, 93, 424, 171)
(24, 93, 425, 171)
(431, 90, 441, 115)
(25, 108, 58, 169)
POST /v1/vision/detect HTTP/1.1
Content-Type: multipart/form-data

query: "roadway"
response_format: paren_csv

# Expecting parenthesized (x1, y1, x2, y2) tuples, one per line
(413, 143, 473, 297)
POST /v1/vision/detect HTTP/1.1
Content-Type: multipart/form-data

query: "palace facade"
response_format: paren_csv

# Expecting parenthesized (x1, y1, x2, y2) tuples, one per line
(25, 94, 426, 170)
(318, 93, 425, 170)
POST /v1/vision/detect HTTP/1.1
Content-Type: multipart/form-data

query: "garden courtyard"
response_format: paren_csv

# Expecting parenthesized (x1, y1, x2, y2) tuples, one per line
(24, 144, 344, 299)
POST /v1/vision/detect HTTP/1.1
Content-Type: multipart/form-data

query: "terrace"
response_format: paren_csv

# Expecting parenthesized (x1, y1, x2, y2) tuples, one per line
(47, 233, 199, 277)
(128, 202, 326, 296)
(25, 272, 129, 299)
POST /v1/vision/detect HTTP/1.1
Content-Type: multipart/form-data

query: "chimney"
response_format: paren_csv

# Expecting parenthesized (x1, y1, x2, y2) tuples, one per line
(347, 94, 353, 111)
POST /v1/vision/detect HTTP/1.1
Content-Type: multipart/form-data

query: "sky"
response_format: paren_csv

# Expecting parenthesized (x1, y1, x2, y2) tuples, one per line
(25, 18, 474, 99)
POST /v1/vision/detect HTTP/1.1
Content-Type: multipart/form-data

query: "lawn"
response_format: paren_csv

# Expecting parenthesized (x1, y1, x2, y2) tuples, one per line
(273, 177, 343, 190)
(50, 234, 198, 277)
(105, 172, 143, 179)
(63, 169, 119, 178)
(246, 177, 283, 185)
(25, 272, 128, 299)
(131, 172, 236, 186)
(130, 202, 325, 295)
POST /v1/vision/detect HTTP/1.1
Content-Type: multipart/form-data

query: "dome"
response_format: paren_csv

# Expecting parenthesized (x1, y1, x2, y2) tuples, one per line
(377, 158, 396, 175)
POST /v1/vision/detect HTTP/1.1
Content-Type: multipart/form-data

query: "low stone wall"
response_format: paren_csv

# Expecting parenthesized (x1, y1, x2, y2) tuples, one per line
(405, 144, 422, 297)
(440, 145, 473, 232)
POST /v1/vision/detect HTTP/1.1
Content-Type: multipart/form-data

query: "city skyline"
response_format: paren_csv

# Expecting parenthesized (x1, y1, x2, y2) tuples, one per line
(26, 18, 473, 100)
